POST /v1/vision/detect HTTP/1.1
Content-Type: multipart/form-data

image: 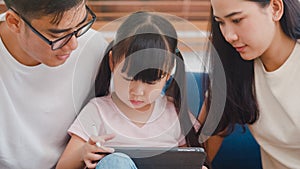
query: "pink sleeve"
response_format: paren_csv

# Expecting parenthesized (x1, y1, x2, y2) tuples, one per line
(68, 99, 102, 141)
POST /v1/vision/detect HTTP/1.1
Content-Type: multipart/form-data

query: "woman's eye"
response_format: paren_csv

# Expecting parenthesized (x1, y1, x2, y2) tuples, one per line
(217, 21, 224, 25)
(232, 18, 242, 24)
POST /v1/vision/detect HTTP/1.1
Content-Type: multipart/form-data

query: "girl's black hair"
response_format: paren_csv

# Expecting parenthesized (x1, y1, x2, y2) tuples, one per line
(95, 11, 200, 147)
(207, 0, 300, 135)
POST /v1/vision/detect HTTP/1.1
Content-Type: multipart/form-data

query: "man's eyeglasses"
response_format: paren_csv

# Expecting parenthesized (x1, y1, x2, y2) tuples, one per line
(10, 5, 96, 50)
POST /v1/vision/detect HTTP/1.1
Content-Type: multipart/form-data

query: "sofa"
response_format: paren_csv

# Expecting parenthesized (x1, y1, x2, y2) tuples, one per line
(186, 72, 262, 169)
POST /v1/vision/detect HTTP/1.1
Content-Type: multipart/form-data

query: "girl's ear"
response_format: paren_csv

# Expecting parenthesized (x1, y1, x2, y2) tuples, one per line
(5, 11, 22, 33)
(109, 50, 114, 72)
(270, 0, 284, 21)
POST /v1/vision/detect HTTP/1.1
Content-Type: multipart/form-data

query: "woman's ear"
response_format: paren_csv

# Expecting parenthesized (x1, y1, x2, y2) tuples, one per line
(109, 50, 114, 72)
(5, 11, 22, 33)
(270, 0, 284, 21)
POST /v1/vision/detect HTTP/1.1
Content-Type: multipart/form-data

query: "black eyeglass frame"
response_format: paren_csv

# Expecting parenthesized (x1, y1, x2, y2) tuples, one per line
(9, 5, 96, 50)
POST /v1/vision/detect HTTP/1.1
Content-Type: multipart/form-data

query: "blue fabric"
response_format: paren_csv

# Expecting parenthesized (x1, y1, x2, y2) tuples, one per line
(186, 72, 208, 117)
(162, 72, 208, 118)
(186, 72, 262, 169)
(96, 152, 138, 169)
(212, 125, 262, 169)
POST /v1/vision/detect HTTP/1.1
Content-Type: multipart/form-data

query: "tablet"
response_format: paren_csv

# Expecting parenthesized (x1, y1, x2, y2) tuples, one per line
(113, 147, 206, 169)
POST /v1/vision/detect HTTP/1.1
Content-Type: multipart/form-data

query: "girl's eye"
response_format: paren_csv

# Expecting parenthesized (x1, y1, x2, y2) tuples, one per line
(146, 78, 163, 85)
(123, 77, 133, 81)
(121, 74, 133, 81)
(146, 81, 156, 85)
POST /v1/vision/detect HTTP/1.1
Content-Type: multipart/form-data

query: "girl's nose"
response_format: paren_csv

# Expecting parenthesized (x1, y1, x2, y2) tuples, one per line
(130, 81, 145, 96)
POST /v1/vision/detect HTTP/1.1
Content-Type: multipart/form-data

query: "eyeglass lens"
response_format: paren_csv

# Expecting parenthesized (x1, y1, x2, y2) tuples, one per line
(52, 16, 94, 50)
(9, 5, 96, 50)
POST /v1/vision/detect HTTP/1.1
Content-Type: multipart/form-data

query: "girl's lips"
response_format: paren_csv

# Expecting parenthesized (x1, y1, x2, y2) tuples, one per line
(130, 100, 144, 105)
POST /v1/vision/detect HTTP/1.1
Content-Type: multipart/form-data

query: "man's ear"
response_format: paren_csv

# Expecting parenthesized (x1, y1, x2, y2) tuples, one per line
(109, 50, 114, 72)
(270, 0, 284, 21)
(5, 11, 22, 33)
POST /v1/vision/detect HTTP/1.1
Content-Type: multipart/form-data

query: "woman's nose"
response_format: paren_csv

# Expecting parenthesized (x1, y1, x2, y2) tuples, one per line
(222, 26, 238, 43)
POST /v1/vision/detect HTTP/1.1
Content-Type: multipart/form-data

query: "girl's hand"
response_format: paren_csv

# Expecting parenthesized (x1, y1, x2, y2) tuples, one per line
(83, 134, 115, 169)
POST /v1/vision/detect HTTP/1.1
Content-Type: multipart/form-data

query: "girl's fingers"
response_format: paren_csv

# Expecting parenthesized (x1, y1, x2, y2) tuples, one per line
(96, 145, 114, 154)
(88, 136, 97, 145)
(88, 134, 115, 153)
(84, 153, 106, 168)
(84, 160, 96, 169)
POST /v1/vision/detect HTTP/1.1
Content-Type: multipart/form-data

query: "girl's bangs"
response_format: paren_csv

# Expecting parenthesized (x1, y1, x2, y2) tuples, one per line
(121, 34, 175, 83)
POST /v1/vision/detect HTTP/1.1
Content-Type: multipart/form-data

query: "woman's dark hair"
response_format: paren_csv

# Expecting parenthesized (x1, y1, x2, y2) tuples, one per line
(95, 11, 200, 147)
(4, 0, 84, 23)
(207, 0, 300, 135)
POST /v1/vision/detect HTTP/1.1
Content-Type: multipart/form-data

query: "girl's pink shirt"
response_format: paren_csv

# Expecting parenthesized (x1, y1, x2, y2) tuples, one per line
(68, 95, 200, 147)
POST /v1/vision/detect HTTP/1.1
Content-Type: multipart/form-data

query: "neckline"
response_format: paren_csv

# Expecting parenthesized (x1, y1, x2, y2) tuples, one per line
(110, 94, 167, 128)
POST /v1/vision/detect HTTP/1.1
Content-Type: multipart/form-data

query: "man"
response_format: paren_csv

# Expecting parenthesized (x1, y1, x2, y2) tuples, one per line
(0, 0, 107, 168)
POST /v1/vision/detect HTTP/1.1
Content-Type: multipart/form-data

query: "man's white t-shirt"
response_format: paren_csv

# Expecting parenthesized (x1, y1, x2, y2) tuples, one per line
(0, 13, 108, 168)
(250, 41, 300, 169)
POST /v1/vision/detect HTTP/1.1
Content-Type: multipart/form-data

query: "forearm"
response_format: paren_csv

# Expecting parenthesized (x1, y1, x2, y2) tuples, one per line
(204, 135, 224, 162)
(56, 147, 85, 169)
(56, 135, 86, 169)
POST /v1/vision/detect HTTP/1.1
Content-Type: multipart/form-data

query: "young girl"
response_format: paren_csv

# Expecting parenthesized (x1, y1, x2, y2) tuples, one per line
(205, 0, 300, 168)
(56, 11, 202, 169)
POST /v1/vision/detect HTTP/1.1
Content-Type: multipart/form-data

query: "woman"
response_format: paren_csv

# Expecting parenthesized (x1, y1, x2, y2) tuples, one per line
(205, 0, 300, 168)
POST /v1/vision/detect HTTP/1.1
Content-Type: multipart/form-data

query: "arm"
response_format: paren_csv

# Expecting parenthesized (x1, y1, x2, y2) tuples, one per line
(203, 135, 224, 162)
(56, 134, 115, 169)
